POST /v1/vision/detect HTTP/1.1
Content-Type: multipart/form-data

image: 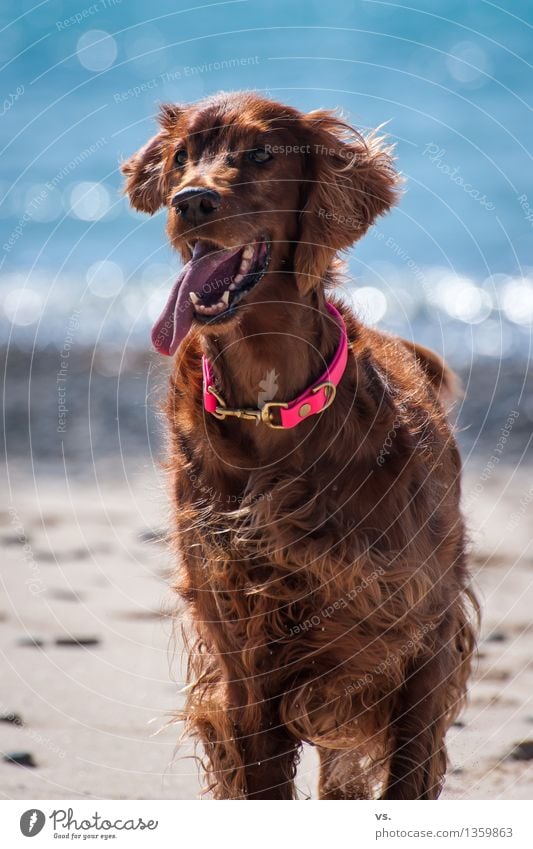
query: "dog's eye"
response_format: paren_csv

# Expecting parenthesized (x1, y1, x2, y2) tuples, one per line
(247, 148, 272, 164)
(174, 149, 188, 167)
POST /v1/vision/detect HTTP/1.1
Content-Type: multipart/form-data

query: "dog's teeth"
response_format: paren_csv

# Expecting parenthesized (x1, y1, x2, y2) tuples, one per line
(221, 291, 230, 306)
(189, 292, 200, 305)
(234, 274, 243, 284)
(242, 245, 253, 260)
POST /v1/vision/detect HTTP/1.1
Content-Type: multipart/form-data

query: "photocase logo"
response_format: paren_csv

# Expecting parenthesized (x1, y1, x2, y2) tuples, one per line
(20, 809, 46, 837)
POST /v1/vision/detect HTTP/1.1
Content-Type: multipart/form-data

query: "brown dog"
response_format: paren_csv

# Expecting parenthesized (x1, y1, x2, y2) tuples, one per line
(122, 92, 477, 800)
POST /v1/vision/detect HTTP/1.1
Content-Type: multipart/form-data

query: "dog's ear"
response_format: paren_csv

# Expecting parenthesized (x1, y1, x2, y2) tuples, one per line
(294, 110, 401, 294)
(121, 103, 183, 214)
(121, 134, 166, 214)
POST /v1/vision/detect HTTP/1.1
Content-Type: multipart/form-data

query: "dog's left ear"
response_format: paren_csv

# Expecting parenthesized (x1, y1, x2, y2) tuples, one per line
(294, 110, 401, 293)
(121, 103, 183, 214)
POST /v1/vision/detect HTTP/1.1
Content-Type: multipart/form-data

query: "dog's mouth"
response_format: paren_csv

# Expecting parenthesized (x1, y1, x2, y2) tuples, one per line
(151, 237, 271, 356)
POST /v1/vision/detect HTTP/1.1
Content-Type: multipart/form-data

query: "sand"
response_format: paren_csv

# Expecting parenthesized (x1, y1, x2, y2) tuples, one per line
(1, 458, 532, 800)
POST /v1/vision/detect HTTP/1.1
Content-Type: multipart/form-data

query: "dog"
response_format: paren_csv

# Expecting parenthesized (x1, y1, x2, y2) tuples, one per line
(122, 91, 477, 799)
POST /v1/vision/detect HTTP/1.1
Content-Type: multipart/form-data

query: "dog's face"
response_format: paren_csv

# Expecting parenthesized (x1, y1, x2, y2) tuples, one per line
(122, 92, 399, 355)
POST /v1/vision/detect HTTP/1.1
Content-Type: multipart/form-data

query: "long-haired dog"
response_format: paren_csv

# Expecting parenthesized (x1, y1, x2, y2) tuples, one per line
(122, 92, 477, 799)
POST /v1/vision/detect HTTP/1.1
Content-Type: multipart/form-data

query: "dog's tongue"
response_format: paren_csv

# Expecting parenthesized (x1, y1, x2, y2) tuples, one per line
(151, 242, 241, 356)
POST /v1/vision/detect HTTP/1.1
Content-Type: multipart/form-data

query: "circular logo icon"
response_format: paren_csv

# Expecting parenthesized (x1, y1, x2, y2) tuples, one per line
(20, 809, 46, 837)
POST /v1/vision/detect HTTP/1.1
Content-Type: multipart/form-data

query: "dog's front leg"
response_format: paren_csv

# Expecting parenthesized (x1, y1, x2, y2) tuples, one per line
(384, 609, 474, 800)
(183, 645, 300, 798)
(228, 686, 301, 800)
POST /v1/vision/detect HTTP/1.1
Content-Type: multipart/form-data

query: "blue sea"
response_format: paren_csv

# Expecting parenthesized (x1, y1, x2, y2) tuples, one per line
(1, 0, 532, 363)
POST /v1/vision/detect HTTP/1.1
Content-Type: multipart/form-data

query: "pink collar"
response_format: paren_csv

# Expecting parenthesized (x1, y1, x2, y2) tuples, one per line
(202, 302, 349, 429)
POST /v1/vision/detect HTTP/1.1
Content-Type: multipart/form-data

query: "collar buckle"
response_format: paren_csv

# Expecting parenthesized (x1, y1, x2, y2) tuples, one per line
(312, 380, 337, 410)
(207, 386, 261, 422)
(260, 400, 289, 429)
(208, 386, 290, 427)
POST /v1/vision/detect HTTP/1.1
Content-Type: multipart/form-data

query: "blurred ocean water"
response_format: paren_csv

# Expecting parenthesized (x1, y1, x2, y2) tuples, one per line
(1, 0, 532, 362)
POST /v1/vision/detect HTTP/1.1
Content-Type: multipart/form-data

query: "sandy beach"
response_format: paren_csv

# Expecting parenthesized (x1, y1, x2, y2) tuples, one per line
(1, 450, 532, 800)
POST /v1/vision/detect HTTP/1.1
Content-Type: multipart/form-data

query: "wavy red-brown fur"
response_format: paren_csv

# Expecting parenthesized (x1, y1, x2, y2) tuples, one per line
(123, 92, 478, 799)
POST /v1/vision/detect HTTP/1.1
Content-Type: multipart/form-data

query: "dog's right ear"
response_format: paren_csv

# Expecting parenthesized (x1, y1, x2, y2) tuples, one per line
(121, 134, 166, 214)
(121, 103, 183, 214)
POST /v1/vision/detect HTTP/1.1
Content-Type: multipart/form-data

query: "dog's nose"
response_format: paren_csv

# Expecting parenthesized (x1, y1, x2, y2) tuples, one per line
(171, 187, 221, 222)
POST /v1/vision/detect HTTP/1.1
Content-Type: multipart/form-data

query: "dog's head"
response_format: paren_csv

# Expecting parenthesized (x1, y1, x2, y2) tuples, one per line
(122, 92, 399, 355)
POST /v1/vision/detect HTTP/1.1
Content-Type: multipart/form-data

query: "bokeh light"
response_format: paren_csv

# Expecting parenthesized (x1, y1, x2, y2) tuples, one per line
(69, 181, 111, 221)
(3, 285, 43, 326)
(350, 286, 388, 324)
(87, 260, 125, 298)
(76, 29, 117, 72)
